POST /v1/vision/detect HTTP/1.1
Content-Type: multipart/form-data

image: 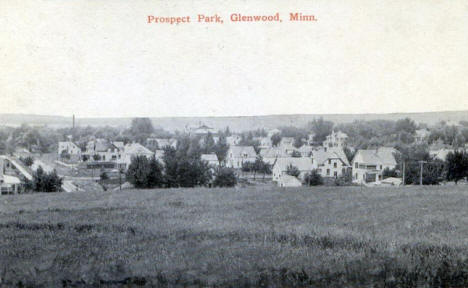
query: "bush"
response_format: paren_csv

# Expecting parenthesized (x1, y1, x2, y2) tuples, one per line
(126, 156, 164, 189)
(304, 170, 323, 186)
(60, 150, 71, 160)
(446, 150, 468, 184)
(20, 156, 34, 167)
(32, 166, 62, 192)
(100, 171, 109, 181)
(286, 164, 300, 178)
(213, 168, 237, 187)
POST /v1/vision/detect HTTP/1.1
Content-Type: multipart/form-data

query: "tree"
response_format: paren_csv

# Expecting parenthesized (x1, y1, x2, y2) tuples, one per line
(291, 150, 301, 158)
(130, 118, 154, 135)
(100, 171, 109, 181)
(214, 135, 229, 165)
(126, 156, 151, 188)
(286, 164, 300, 178)
(32, 166, 62, 192)
(213, 168, 237, 187)
(125, 155, 164, 188)
(201, 132, 216, 154)
(343, 147, 356, 163)
(395, 118, 417, 134)
(20, 156, 34, 167)
(147, 156, 164, 188)
(92, 154, 101, 161)
(293, 136, 303, 148)
(382, 167, 398, 178)
(308, 118, 334, 144)
(271, 133, 282, 147)
(60, 150, 71, 160)
(446, 151, 468, 184)
(304, 170, 323, 186)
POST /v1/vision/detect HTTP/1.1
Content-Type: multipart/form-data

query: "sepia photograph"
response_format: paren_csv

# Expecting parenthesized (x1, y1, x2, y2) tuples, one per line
(1, 0, 468, 287)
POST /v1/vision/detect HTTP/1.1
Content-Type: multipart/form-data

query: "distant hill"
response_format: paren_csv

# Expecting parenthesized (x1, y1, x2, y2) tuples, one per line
(1, 111, 468, 132)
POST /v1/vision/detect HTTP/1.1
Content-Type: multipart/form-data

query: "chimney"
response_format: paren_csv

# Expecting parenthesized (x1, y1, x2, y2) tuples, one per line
(72, 114, 75, 129)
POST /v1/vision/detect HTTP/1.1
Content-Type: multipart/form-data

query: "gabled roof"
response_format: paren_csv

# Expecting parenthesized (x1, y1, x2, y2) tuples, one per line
(229, 146, 257, 158)
(201, 154, 219, 162)
(274, 157, 314, 172)
(124, 143, 154, 155)
(354, 147, 397, 166)
(260, 147, 287, 158)
(312, 148, 350, 166)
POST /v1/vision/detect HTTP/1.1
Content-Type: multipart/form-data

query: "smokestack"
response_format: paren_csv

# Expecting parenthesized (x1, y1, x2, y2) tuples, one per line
(73, 114, 75, 129)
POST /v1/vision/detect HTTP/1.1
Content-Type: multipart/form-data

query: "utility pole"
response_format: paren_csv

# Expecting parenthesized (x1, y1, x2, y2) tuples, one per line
(402, 160, 405, 186)
(419, 160, 427, 186)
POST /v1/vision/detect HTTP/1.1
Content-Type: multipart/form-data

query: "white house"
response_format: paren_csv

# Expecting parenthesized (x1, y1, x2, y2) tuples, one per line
(272, 157, 314, 183)
(118, 143, 155, 170)
(226, 146, 257, 169)
(201, 153, 219, 166)
(429, 148, 455, 161)
(226, 135, 242, 146)
(278, 174, 302, 187)
(259, 147, 288, 165)
(58, 141, 82, 159)
(414, 129, 430, 143)
(147, 138, 178, 149)
(84, 139, 121, 162)
(254, 137, 272, 149)
(323, 131, 348, 148)
(0, 156, 21, 195)
(352, 147, 398, 184)
(311, 147, 350, 178)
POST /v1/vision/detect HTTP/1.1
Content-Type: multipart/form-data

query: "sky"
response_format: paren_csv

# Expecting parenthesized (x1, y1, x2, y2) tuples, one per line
(1, 0, 468, 118)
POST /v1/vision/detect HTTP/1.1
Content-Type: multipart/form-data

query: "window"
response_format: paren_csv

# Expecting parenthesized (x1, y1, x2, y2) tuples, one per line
(326, 169, 330, 176)
(328, 159, 331, 164)
(355, 162, 358, 168)
(333, 162, 337, 168)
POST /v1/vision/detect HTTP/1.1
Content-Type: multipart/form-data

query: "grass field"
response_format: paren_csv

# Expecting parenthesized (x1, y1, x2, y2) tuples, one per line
(2, 185, 468, 287)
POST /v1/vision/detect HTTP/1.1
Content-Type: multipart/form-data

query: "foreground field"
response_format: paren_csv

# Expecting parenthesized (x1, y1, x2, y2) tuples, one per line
(2, 185, 468, 287)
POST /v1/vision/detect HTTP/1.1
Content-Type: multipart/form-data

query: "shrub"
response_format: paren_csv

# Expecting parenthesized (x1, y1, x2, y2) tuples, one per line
(32, 166, 62, 192)
(304, 170, 323, 186)
(126, 155, 164, 189)
(286, 164, 300, 178)
(100, 171, 109, 181)
(213, 168, 237, 187)
(20, 156, 34, 167)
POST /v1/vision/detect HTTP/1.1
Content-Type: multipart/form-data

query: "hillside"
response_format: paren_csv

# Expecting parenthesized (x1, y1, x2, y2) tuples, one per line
(1, 110, 468, 131)
(2, 186, 468, 286)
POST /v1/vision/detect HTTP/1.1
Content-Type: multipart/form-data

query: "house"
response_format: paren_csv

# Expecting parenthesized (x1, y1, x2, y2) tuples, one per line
(306, 133, 318, 146)
(267, 128, 281, 138)
(84, 139, 121, 162)
(0, 156, 21, 195)
(352, 147, 398, 184)
(259, 147, 288, 165)
(186, 124, 217, 136)
(154, 149, 165, 162)
(381, 177, 403, 186)
(429, 148, 455, 161)
(279, 137, 296, 155)
(278, 174, 302, 187)
(201, 153, 219, 166)
(226, 146, 257, 169)
(254, 137, 272, 149)
(311, 147, 350, 178)
(272, 157, 314, 183)
(226, 135, 242, 146)
(118, 143, 154, 170)
(296, 145, 314, 157)
(414, 129, 430, 143)
(58, 141, 82, 160)
(146, 138, 177, 149)
(323, 131, 348, 148)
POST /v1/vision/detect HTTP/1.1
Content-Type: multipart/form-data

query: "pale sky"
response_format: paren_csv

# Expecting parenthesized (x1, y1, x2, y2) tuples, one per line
(1, 0, 468, 118)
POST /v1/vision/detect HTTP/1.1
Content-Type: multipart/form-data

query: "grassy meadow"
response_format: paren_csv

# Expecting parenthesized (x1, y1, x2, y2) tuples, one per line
(1, 185, 468, 287)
